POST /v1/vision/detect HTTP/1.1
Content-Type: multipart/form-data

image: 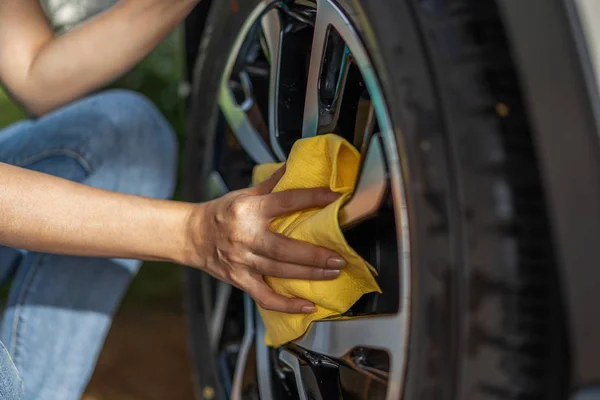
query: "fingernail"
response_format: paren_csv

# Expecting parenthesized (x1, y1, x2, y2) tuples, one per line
(324, 269, 341, 278)
(327, 257, 347, 268)
(302, 305, 317, 313)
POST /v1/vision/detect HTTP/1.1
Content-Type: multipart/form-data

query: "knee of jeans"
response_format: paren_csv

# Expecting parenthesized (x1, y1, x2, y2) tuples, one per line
(0, 342, 23, 400)
(86, 89, 179, 200)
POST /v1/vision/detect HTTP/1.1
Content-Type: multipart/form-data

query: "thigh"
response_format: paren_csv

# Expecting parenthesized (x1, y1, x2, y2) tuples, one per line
(0, 89, 177, 284)
(0, 117, 91, 183)
(0, 89, 177, 198)
(0, 89, 178, 398)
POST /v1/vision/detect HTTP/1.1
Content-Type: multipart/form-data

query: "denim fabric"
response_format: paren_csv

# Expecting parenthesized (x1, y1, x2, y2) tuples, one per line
(0, 89, 177, 400)
(0, 341, 22, 400)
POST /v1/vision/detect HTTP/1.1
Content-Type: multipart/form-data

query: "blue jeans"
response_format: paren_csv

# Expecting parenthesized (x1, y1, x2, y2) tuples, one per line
(0, 89, 177, 400)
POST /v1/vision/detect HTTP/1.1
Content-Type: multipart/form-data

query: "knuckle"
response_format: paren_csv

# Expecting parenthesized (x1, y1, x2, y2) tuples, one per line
(252, 235, 268, 252)
(229, 196, 254, 219)
(277, 191, 295, 210)
(241, 252, 256, 268)
(313, 189, 326, 204)
(317, 188, 332, 204)
(312, 248, 326, 266)
(313, 268, 326, 280)
(257, 298, 275, 311)
(255, 258, 271, 275)
(228, 252, 246, 266)
(261, 259, 282, 277)
(235, 232, 253, 248)
(269, 263, 284, 278)
(293, 269, 309, 280)
(255, 258, 273, 276)
(268, 243, 284, 260)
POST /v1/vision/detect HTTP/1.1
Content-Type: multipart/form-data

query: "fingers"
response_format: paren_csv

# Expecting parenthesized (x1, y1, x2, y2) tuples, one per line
(260, 187, 340, 218)
(250, 164, 286, 195)
(244, 275, 317, 314)
(255, 232, 347, 269)
(248, 254, 342, 280)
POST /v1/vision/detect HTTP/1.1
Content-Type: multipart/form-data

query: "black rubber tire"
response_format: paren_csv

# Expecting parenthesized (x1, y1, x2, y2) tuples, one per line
(184, 1, 213, 83)
(183, 0, 568, 399)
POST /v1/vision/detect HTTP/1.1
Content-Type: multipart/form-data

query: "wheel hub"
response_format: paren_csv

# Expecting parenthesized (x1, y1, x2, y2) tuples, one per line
(209, 1, 411, 398)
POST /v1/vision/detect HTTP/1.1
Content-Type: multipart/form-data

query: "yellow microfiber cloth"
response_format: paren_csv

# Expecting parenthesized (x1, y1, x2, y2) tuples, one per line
(252, 133, 382, 347)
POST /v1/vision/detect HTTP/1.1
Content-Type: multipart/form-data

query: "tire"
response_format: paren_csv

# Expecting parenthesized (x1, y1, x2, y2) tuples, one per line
(184, 0, 213, 83)
(184, 0, 568, 398)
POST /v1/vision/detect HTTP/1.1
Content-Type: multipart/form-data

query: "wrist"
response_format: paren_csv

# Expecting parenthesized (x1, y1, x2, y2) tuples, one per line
(146, 199, 199, 267)
(177, 201, 208, 269)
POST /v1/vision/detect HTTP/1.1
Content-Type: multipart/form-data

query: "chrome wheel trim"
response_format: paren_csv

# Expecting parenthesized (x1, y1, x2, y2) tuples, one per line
(261, 9, 288, 161)
(213, 1, 411, 399)
(217, 2, 275, 164)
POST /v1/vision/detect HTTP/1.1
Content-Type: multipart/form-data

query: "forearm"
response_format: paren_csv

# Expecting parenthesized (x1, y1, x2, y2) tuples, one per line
(0, 0, 199, 115)
(0, 162, 194, 264)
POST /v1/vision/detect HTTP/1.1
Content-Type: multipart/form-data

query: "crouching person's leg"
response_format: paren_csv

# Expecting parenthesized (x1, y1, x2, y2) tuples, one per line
(0, 89, 177, 400)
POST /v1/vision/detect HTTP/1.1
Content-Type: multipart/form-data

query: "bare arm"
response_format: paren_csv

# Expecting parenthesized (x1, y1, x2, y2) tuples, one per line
(0, 163, 346, 313)
(0, 162, 192, 262)
(0, 0, 198, 115)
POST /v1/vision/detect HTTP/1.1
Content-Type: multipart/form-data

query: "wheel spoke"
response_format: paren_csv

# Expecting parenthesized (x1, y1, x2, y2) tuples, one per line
(205, 170, 229, 200)
(209, 282, 233, 349)
(218, 81, 274, 164)
(301, 0, 328, 138)
(255, 308, 275, 400)
(294, 313, 405, 400)
(262, 8, 288, 161)
(294, 314, 404, 360)
(303, 0, 368, 139)
(231, 294, 255, 400)
(218, 3, 275, 164)
(206, 2, 411, 400)
(353, 101, 376, 149)
(339, 132, 388, 229)
(279, 350, 309, 400)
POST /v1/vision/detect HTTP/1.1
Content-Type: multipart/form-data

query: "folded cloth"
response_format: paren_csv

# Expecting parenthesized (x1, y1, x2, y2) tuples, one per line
(252, 133, 382, 347)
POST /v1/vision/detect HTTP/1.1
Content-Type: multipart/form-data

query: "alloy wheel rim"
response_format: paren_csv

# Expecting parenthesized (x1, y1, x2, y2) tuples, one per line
(207, 1, 412, 398)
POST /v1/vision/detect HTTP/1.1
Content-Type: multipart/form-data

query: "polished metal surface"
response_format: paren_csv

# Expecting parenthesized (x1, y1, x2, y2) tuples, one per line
(231, 295, 255, 400)
(219, 0, 410, 398)
(255, 310, 275, 400)
(262, 8, 288, 161)
(301, 0, 377, 139)
(206, 170, 229, 200)
(573, 0, 600, 97)
(339, 133, 388, 229)
(297, 1, 409, 400)
(295, 313, 405, 359)
(209, 282, 233, 349)
(279, 350, 308, 400)
(218, 2, 275, 164)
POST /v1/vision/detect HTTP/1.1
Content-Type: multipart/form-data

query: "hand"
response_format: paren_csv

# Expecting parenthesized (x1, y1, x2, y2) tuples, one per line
(185, 166, 346, 314)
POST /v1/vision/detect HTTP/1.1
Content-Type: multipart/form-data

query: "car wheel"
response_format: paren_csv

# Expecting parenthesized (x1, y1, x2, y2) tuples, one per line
(184, 0, 568, 399)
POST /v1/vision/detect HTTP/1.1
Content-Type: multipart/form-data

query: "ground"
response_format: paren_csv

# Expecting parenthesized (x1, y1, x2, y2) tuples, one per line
(83, 263, 195, 400)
